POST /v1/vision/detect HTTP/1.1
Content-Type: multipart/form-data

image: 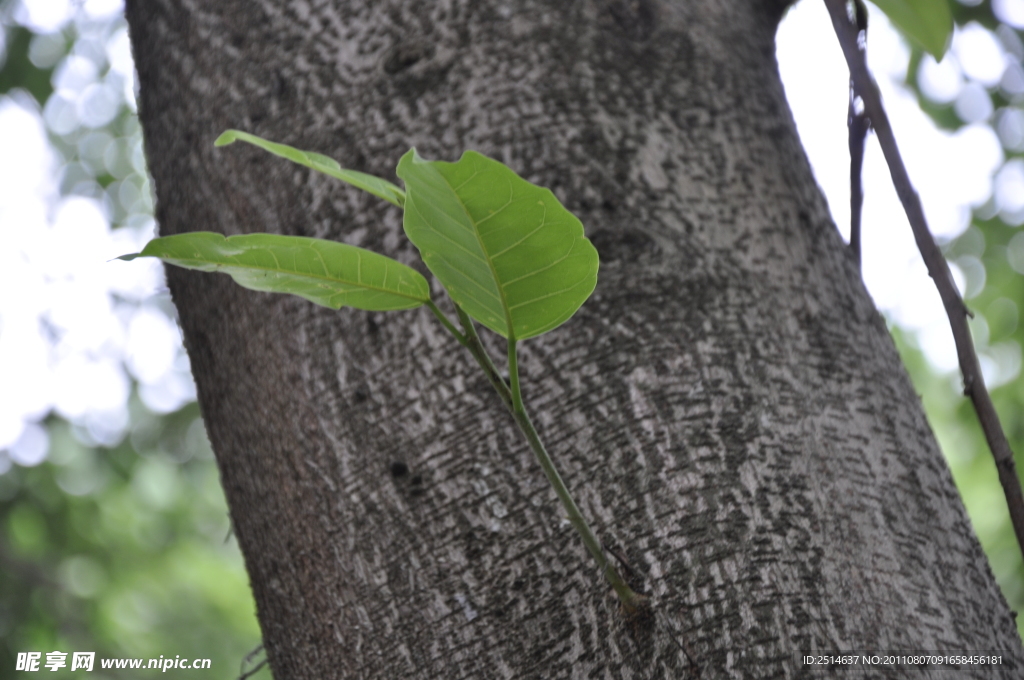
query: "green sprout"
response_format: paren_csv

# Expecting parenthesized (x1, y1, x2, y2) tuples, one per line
(120, 130, 644, 613)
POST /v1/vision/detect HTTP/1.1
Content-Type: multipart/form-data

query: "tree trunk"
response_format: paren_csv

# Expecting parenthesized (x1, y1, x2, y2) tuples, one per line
(124, 0, 1024, 677)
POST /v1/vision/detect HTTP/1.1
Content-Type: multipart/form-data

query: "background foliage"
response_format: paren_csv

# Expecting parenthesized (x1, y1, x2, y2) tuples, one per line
(0, 0, 266, 677)
(0, 1, 1022, 677)
(895, 0, 1024, 641)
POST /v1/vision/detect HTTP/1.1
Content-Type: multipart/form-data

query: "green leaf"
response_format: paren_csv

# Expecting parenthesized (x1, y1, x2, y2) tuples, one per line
(869, 0, 953, 60)
(396, 149, 598, 341)
(119, 232, 429, 311)
(215, 130, 406, 207)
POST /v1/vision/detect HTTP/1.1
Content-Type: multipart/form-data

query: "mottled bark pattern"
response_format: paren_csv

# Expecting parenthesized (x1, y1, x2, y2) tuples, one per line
(125, 0, 1023, 677)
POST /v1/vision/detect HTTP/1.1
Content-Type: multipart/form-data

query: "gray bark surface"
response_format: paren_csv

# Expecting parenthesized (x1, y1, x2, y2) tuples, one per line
(125, 0, 1024, 677)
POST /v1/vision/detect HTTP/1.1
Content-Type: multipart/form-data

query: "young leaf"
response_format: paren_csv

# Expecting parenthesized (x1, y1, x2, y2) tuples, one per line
(869, 0, 952, 60)
(119, 232, 429, 311)
(215, 130, 406, 207)
(396, 149, 598, 341)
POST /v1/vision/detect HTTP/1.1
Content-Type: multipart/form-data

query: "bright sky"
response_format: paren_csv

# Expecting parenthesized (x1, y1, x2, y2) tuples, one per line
(778, 0, 1010, 371)
(0, 0, 192, 470)
(0, 0, 1021, 468)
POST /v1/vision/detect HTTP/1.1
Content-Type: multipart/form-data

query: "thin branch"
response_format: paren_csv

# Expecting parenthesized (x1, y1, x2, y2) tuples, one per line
(848, 0, 869, 266)
(824, 0, 1024, 563)
(238, 644, 266, 680)
(237, 659, 267, 680)
(848, 101, 868, 264)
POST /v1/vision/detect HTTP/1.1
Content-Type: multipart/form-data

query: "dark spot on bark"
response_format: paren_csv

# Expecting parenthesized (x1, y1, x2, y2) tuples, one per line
(724, 506, 750, 543)
(273, 71, 289, 102)
(383, 41, 434, 75)
(365, 312, 379, 336)
(462, 529, 485, 560)
(347, 147, 367, 173)
(590, 228, 659, 263)
(353, 384, 369, 402)
(393, 465, 424, 495)
(511, 578, 525, 591)
(381, 39, 453, 104)
(600, 0, 658, 42)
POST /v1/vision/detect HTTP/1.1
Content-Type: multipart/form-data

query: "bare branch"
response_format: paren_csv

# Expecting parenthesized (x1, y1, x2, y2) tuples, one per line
(848, 0, 869, 266)
(824, 0, 1024, 563)
(238, 643, 266, 680)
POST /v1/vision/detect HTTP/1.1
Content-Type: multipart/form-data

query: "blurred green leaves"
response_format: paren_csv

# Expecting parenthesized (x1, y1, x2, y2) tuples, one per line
(0, 7, 269, 677)
(1, 401, 265, 675)
(0, 26, 56, 103)
(890, 0, 1024, 637)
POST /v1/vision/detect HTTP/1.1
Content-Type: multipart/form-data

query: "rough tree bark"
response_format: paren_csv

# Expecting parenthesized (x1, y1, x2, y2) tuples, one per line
(124, 0, 1024, 677)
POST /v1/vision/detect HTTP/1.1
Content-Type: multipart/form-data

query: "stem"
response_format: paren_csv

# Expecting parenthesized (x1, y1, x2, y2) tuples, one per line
(508, 338, 524, 412)
(454, 306, 513, 412)
(506, 337, 642, 609)
(435, 305, 642, 609)
(426, 300, 467, 345)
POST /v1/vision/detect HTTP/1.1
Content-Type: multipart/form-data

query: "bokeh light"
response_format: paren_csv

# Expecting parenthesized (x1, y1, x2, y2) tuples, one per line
(1, 0, 264, 672)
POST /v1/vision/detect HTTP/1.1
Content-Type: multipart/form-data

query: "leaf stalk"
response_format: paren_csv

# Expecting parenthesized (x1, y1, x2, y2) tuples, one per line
(444, 309, 641, 609)
(425, 300, 467, 345)
(505, 341, 641, 610)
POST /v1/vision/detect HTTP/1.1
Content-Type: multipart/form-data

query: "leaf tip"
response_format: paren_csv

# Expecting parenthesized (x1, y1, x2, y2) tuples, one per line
(871, 0, 952, 61)
(214, 130, 240, 147)
(927, 35, 952, 61)
(115, 253, 142, 261)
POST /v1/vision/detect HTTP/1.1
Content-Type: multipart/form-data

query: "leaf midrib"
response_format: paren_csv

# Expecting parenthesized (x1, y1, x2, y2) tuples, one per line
(444, 166, 518, 340)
